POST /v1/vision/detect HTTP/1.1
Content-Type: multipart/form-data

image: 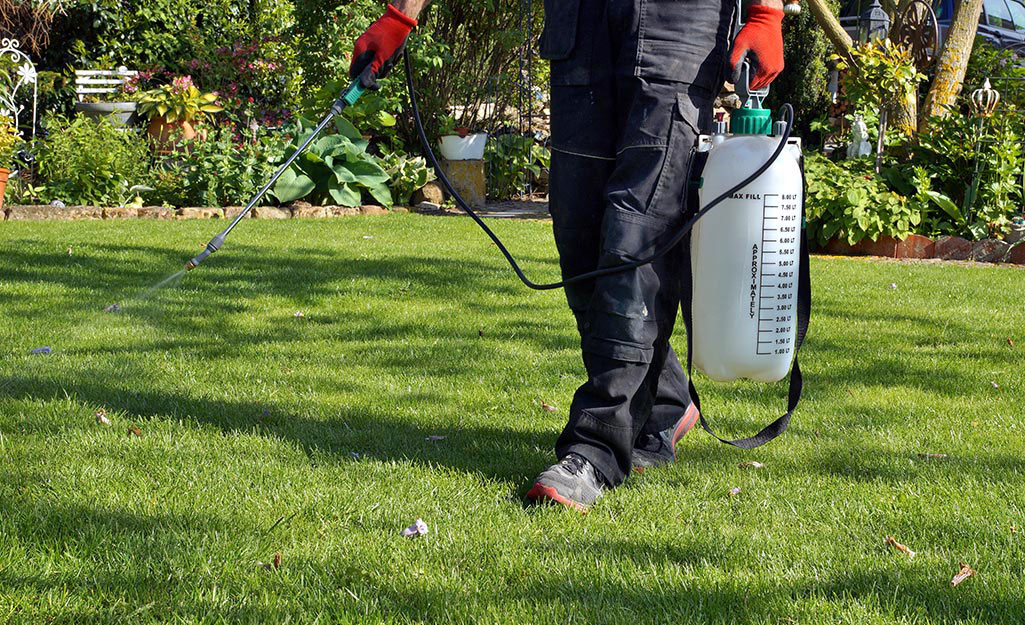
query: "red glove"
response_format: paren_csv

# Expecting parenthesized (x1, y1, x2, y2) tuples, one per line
(729, 5, 784, 91)
(349, 4, 418, 88)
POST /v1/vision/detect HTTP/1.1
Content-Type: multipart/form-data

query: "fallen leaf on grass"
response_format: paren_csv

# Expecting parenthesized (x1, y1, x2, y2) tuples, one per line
(400, 518, 429, 537)
(950, 562, 976, 587)
(259, 551, 283, 572)
(425, 435, 446, 441)
(971, 421, 979, 428)
(103, 304, 121, 313)
(94, 409, 110, 426)
(738, 461, 764, 469)
(1011, 525, 1019, 534)
(917, 453, 948, 460)
(128, 426, 142, 437)
(31, 347, 52, 355)
(540, 401, 558, 412)
(728, 487, 741, 497)
(293, 311, 305, 318)
(1008, 338, 1015, 348)
(884, 536, 916, 558)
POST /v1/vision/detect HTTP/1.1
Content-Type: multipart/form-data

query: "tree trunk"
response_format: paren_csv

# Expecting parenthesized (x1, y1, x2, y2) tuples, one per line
(806, 0, 854, 60)
(919, 0, 985, 131)
(887, 0, 922, 137)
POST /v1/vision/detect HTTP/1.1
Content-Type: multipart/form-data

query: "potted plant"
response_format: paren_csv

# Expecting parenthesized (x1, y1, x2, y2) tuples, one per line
(73, 67, 141, 125)
(0, 115, 20, 210)
(437, 115, 487, 161)
(137, 75, 222, 149)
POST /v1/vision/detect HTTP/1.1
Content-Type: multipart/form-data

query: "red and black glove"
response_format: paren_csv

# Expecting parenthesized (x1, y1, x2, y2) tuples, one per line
(349, 4, 418, 89)
(728, 5, 784, 91)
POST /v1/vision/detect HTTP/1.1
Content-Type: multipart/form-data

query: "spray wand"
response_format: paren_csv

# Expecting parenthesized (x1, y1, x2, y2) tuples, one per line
(184, 78, 369, 271)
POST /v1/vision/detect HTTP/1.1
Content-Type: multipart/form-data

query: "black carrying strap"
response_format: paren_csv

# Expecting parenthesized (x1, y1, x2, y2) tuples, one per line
(680, 156, 811, 449)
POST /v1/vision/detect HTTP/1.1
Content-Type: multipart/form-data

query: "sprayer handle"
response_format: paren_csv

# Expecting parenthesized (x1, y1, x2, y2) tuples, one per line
(331, 76, 370, 116)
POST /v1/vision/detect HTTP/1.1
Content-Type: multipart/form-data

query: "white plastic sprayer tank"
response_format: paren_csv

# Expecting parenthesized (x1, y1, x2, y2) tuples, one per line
(691, 108, 803, 383)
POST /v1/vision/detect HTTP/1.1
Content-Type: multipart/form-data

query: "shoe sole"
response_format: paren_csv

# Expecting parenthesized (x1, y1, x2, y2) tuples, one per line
(633, 404, 701, 473)
(525, 483, 589, 513)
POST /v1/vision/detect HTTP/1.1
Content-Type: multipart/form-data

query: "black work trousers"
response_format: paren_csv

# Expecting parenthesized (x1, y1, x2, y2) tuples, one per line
(541, 0, 734, 486)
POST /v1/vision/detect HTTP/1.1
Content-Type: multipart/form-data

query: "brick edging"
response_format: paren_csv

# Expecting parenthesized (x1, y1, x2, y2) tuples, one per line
(2, 203, 410, 222)
(817, 234, 1025, 266)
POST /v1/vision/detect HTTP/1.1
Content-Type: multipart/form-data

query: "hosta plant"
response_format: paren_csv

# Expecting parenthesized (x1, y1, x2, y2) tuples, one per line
(138, 75, 223, 123)
(271, 117, 392, 207)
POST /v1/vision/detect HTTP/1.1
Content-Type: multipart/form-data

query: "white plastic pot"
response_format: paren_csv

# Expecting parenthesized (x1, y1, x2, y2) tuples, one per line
(438, 133, 488, 160)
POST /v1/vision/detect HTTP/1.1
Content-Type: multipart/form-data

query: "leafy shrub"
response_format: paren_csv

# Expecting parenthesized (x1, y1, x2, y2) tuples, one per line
(0, 115, 20, 168)
(271, 117, 392, 207)
(145, 121, 287, 208)
(485, 133, 549, 200)
(805, 153, 922, 245)
(37, 115, 150, 206)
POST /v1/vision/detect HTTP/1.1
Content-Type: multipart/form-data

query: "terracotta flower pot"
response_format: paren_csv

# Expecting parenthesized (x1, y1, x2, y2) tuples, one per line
(147, 116, 201, 153)
(0, 167, 9, 212)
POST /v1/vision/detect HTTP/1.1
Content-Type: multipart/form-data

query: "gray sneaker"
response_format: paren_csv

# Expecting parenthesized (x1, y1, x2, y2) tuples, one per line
(526, 453, 604, 512)
(631, 404, 700, 472)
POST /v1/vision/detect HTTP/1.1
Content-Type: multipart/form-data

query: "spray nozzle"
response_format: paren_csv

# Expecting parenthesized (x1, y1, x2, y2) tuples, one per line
(185, 234, 225, 271)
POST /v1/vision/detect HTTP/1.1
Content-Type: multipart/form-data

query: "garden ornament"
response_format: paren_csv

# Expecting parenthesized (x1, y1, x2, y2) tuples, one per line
(847, 114, 873, 158)
(970, 78, 1000, 118)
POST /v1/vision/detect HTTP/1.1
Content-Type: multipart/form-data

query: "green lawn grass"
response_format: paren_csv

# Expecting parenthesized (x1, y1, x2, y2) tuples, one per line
(1, 214, 1023, 624)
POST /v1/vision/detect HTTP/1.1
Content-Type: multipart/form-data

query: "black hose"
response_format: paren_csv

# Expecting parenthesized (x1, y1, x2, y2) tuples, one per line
(402, 50, 795, 291)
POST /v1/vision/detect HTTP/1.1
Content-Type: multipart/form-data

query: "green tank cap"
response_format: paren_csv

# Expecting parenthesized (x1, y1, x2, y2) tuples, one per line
(730, 107, 772, 135)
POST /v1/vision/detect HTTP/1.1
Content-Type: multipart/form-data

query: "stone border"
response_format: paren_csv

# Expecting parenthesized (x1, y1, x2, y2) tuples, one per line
(819, 233, 1025, 266)
(2, 203, 408, 222)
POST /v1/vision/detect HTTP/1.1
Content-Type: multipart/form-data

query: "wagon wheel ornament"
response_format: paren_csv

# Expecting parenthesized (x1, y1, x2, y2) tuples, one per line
(896, 0, 939, 70)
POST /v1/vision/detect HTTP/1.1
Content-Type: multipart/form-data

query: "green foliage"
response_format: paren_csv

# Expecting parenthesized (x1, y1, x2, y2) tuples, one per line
(288, 0, 382, 91)
(304, 78, 407, 154)
(410, 2, 546, 144)
(765, 1, 836, 143)
(906, 111, 1023, 239)
(962, 41, 1025, 113)
(834, 38, 925, 118)
(137, 76, 222, 123)
(145, 122, 287, 208)
(271, 117, 392, 207)
(54, 0, 297, 116)
(485, 134, 549, 200)
(36, 115, 150, 206)
(379, 152, 436, 205)
(805, 153, 922, 245)
(0, 115, 20, 168)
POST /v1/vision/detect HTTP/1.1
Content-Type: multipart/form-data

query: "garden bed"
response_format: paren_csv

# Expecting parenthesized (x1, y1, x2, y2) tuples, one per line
(818, 233, 1025, 265)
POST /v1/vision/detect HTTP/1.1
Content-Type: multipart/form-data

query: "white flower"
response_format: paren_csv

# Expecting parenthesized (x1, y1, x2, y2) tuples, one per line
(16, 63, 35, 82)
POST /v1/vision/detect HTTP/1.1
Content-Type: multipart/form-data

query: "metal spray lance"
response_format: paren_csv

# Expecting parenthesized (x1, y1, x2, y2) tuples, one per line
(184, 79, 368, 271)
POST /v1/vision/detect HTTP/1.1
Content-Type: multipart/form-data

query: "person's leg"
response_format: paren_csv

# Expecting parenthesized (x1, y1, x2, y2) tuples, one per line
(530, 0, 734, 508)
(554, 0, 735, 487)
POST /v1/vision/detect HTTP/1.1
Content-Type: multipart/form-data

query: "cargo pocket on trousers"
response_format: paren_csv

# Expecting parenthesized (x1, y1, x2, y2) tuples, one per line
(541, 0, 593, 86)
(645, 93, 706, 222)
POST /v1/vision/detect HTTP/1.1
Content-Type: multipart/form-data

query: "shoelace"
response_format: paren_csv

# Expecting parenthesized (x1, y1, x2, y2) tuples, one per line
(561, 454, 587, 475)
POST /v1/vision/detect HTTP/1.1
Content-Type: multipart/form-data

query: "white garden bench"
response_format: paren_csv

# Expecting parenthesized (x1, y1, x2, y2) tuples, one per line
(74, 67, 137, 101)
